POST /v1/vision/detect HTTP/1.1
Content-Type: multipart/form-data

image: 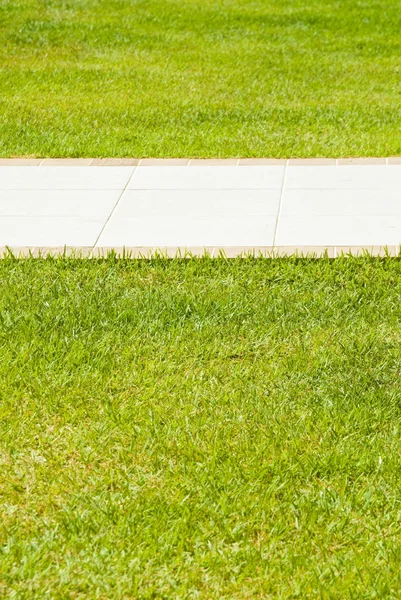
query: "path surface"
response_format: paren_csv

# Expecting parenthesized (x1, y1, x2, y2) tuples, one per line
(1, 161, 401, 256)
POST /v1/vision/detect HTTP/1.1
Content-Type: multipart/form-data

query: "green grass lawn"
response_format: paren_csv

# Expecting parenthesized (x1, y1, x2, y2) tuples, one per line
(1, 256, 401, 598)
(1, 0, 401, 158)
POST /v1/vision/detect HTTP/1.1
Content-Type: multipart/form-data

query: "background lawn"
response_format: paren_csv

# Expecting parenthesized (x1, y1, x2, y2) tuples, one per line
(1, 256, 401, 597)
(1, 0, 401, 158)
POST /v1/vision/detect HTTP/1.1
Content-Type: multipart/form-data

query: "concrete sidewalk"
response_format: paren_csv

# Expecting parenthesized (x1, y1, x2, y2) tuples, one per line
(1, 162, 401, 256)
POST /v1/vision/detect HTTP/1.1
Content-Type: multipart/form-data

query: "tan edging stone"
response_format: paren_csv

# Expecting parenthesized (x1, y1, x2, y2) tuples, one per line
(238, 159, 287, 165)
(0, 159, 42, 165)
(0, 157, 400, 166)
(337, 158, 387, 165)
(188, 159, 239, 165)
(139, 159, 189, 166)
(90, 158, 140, 166)
(213, 247, 273, 257)
(288, 159, 336, 166)
(92, 246, 215, 258)
(335, 246, 400, 256)
(41, 158, 93, 165)
(0, 246, 94, 257)
(273, 246, 335, 257)
(1, 246, 400, 259)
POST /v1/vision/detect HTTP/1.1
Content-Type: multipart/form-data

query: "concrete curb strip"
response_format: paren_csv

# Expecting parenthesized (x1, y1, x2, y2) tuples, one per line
(0, 246, 399, 258)
(0, 158, 400, 166)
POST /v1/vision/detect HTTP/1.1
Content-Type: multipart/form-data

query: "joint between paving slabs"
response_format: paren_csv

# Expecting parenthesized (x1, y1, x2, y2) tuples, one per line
(92, 167, 137, 248)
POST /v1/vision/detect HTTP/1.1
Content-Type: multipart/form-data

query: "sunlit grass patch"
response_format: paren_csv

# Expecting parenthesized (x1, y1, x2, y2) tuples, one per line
(1, 256, 401, 597)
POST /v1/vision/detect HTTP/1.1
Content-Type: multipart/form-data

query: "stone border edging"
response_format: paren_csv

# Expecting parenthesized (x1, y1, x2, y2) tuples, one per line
(1, 246, 400, 258)
(1, 158, 401, 166)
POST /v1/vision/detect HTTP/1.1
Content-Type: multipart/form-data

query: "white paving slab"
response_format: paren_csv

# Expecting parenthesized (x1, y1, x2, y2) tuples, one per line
(276, 216, 401, 246)
(285, 165, 401, 190)
(114, 189, 281, 218)
(0, 217, 105, 246)
(281, 189, 401, 216)
(98, 216, 277, 247)
(0, 190, 120, 217)
(0, 167, 134, 190)
(129, 166, 285, 189)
